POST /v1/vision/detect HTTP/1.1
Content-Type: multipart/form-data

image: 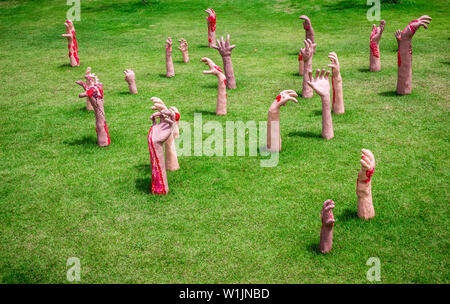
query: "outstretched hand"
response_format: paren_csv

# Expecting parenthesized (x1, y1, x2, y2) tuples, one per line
(306, 69, 331, 97)
(212, 34, 236, 57)
(299, 38, 316, 61)
(398, 15, 432, 39)
(201, 57, 224, 77)
(327, 52, 340, 77)
(272, 90, 298, 109)
(178, 39, 188, 52)
(62, 20, 75, 42)
(299, 15, 312, 30)
(371, 20, 385, 43)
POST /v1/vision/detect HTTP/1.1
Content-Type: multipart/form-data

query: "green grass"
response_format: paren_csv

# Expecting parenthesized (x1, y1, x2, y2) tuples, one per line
(0, 0, 448, 283)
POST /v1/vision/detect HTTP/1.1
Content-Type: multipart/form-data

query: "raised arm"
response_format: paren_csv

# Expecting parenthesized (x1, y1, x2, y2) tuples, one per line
(201, 57, 227, 115)
(212, 34, 236, 89)
(61, 20, 79, 67)
(165, 37, 175, 78)
(356, 149, 376, 220)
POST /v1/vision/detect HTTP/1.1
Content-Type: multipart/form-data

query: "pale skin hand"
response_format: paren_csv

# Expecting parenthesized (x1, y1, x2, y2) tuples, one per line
(151, 97, 180, 171)
(267, 90, 298, 152)
(357, 149, 376, 220)
(201, 57, 227, 115)
(205, 8, 216, 48)
(300, 39, 316, 98)
(395, 15, 431, 95)
(76, 67, 94, 110)
(328, 52, 344, 114)
(124, 69, 137, 94)
(307, 69, 334, 140)
(61, 20, 79, 67)
(213, 34, 236, 89)
(165, 37, 175, 77)
(178, 39, 189, 63)
(319, 199, 335, 254)
(370, 20, 385, 71)
(371, 20, 385, 43)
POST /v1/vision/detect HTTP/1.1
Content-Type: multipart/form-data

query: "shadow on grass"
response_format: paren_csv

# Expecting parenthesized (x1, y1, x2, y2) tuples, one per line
(338, 208, 359, 222)
(306, 243, 321, 255)
(201, 83, 218, 89)
(192, 109, 217, 116)
(323, 0, 366, 10)
(58, 63, 72, 69)
(196, 45, 210, 49)
(312, 109, 322, 116)
(135, 164, 151, 194)
(358, 68, 370, 73)
(288, 131, 322, 139)
(378, 90, 399, 97)
(64, 136, 97, 146)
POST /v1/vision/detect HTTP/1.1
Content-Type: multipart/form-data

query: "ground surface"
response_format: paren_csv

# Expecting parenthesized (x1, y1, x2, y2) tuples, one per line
(0, 0, 448, 283)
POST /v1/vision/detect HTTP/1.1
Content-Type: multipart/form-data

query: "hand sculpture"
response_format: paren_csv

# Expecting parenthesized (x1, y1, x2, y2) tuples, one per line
(76, 67, 111, 147)
(319, 199, 335, 254)
(267, 90, 298, 152)
(201, 57, 227, 115)
(148, 107, 175, 195)
(306, 69, 334, 140)
(205, 8, 217, 48)
(212, 34, 236, 89)
(178, 39, 189, 63)
(300, 39, 316, 98)
(165, 37, 175, 78)
(124, 69, 138, 94)
(395, 15, 432, 95)
(298, 15, 315, 76)
(76, 67, 94, 111)
(369, 20, 385, 72)
(61, 20, 79, 67)
(151, 97, 181, 171)
(356, 149, 376, 220)
(328, 52, 344, 114)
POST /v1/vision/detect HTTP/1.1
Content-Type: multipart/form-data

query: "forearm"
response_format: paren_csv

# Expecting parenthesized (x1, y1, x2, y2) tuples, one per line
(302, 57, 313, 98)
(396, 40, 413, 95)
(148, 130, 169, 195)
(127, 80, 138, 94)
(319, 227, 333, 253)
(356, 178, 374, 220)
(369, 41, 381, 72)
(166, 50, 175, 77)
(222, 56, 236, 89)
(305, 28, 315, 43)
(267, 108, 281, 152)
(164, 134, 179, 171)
(216, 76, 227, 115)
(208, 29, 216, 47)
(93, 101, 110, 147)
(181, 51, 189, 63)
(332, 74, 344, 114)
(298, 53, 304, 76)
(321, 95, 334, 140)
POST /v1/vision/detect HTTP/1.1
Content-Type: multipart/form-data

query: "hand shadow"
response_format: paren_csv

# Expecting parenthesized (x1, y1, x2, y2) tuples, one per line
(192, 109, 217, 116)
(287, 131, 322, 139)
(306, 242, 321, 255)
(64, 136, 97, 146)
(135, 163, 151, 194)
(337, 208, 359, 222)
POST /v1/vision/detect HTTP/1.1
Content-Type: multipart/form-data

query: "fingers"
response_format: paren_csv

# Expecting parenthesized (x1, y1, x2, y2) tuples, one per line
(360, 159, 371, 170)
(76, 81, 86, 89)
(319, 69, 325, 78)
(308, 70, 313, 81)
(211, 45, 219, 50)
(229, 44, 236, 50)
(78, 92, 88, 98)
(285, 96, 299, 103)
(324, 70, 331, 80)
(85, 67, 91, 76)
(226, 34, 230, 46)
(419, 15, 432, 21)
(315, 69, 320, 79)
(281, 89, 298, 97)
(202, 70, 215, 75)
(327, 64, 336, 70)
(362, 148, 375, 163)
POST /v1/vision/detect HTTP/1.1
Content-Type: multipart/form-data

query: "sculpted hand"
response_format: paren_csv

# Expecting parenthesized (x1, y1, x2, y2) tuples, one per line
(201, 57, 225, 77)
(321, 199, 335, 226)
(270, 90, 298, 111)
(403, 15, 432, 37)
(300, 39, 316, 62)
(307, 69, 331, 97)
(178, 39, 188, 52)
(213, 34, 236, 57)
(358, 149, 375, 183)
(150, 109, 175, 144)
(62, 20, 75, 43)
(299, 15, 312, 30)
(327, 52, 340, 77)
(371, 20, 385, 43)
(124, 69, 135, 83)
(166, 37, 173, 52)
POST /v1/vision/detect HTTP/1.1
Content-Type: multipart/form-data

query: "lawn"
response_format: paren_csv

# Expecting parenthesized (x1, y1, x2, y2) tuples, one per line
(0, 0, 448, 283)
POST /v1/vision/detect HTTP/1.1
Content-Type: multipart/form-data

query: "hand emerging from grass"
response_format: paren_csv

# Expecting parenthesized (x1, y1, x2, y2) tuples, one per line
(124, 69, 137, 94)
(300, 39, 316, 98)
(328, 52, 344, 114)
(62, 20, 79, 67)
(201, 57, 227, 115)
(213, 34, 236, 89)
(178, 39, 189, 63)
(165, 37, 175, 77)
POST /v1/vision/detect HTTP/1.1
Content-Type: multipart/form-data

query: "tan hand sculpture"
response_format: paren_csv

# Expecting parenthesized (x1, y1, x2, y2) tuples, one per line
(328, 52, 344, 114)
(369, 20, 385, 72)
(124, 69, 138, 94)
(356, 149, 376, 220)
(395, 15, 432, 95)
(76, 67, 111, 147)
(267, 90, 299, 152)
(165, 37, 175, 78)
(148, 107, 175, 195)
(61, 20, 79, 67)
(298, 15, 315, 76)
(300, 39, 316, 98)
(201, 57, 227, 115)
(178, 39, 189, 63)
(319, 199, 335, 254)
(306, 69, 334, 140)
(205, 8, 216, 48)
(213, 34, 236, 89)
(151, 97, 180, 171)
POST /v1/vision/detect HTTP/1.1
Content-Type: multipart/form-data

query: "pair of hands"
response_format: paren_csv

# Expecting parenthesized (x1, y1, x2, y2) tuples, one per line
(395, 15, 431, 41)
(166, 37, 188, 52)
